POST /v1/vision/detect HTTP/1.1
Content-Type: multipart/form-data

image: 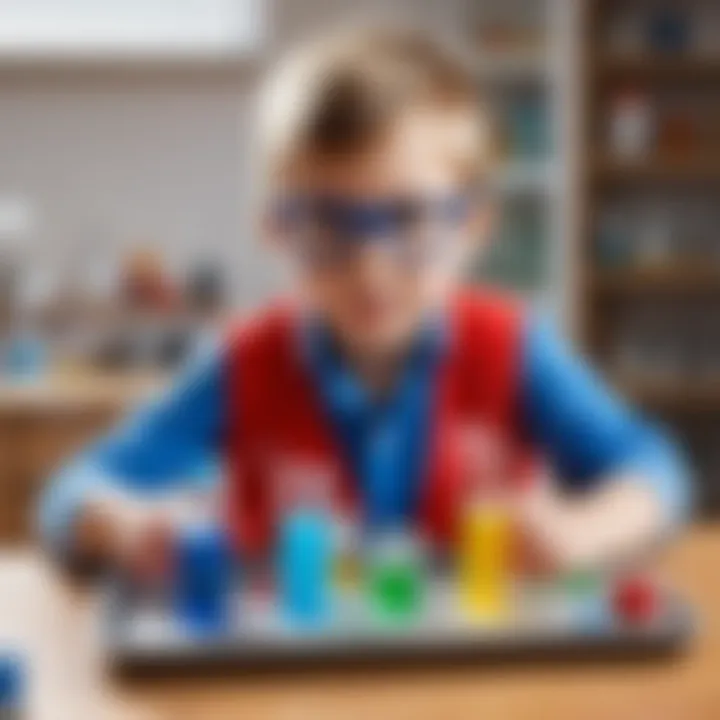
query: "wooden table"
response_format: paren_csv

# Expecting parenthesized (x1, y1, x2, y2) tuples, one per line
(1, 527, 719, 720)
(0, 372, 163, 543)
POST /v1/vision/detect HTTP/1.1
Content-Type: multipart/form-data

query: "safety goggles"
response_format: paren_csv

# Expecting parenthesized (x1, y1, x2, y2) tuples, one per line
(271, 193, 475, 268)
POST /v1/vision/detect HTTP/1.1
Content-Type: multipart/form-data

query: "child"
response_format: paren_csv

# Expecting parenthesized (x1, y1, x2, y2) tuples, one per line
(39, 27, 689, 578)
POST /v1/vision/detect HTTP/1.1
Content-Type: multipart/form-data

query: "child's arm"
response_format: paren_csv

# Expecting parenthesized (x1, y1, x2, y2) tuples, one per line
(516, 318, 692, 572)
(37, 344, 225, 568)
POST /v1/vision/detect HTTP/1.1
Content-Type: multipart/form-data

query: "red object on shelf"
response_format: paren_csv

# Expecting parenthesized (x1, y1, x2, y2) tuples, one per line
(612, 575, 661, 624)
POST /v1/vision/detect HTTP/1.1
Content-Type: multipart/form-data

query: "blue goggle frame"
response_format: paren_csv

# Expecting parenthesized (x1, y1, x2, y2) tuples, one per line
(273, 193, 474, 242)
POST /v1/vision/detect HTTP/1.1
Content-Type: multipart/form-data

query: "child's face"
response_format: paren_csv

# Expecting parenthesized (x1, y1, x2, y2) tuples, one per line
(269, 115, 489, 356)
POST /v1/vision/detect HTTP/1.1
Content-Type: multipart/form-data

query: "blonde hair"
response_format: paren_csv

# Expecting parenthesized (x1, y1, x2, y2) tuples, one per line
(256, 26, 491, 194)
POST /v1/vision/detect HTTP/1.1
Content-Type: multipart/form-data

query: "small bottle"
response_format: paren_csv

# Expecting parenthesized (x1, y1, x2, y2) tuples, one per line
(366, 529, 426, 624)
(0, 652, 24, 719)
(457, 500, 513, 622)
(278, 507, 333, 627)
(455, 425, 515, 622)
(173, 522, 233, 635)
(608, 90, 654, 160)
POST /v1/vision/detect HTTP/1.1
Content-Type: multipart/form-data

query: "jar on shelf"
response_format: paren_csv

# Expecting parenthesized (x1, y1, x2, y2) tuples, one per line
(607, 90, 655, 160)
(595, 205, 633, 269)
(636, 205, 675, 268)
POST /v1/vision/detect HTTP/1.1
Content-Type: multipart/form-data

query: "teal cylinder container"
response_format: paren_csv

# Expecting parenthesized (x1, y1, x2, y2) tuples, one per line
(278, 508, 333, 627)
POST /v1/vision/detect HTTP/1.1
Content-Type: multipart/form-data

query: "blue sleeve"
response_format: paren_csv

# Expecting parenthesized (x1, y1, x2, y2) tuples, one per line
(520, 317, 692, 523)
(37, 342, 226, 550)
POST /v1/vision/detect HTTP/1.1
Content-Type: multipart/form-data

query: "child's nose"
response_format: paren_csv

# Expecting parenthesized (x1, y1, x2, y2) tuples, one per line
(353, 241, 401, 275)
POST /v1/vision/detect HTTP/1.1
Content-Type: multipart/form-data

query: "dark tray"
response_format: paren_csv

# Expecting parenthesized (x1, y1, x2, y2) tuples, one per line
(104, 580, 694, 678)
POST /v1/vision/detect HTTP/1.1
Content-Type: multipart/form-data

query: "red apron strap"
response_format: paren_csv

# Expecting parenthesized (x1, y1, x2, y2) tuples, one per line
(226, 303, 357, 558)
(419, 292, 529, 547)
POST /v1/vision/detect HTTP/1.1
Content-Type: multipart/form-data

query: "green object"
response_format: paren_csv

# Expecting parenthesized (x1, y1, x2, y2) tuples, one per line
(369, 562, 423, 618)
(365, 534, 425, 623)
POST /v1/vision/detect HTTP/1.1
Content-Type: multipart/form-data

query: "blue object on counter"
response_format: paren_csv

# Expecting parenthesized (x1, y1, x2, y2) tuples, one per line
(3, 332, 47, 379)
(174, 524, 234, 635)
(0, 653, 24, 711)
(278, 509, 332, 627)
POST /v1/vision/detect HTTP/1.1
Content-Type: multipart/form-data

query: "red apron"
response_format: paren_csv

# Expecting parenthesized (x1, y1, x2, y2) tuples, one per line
(226, 291, 536, 558)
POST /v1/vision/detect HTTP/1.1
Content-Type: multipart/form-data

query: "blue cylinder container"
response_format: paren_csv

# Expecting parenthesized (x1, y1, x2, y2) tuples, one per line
(0, 652, 24, 715)
(173, 523, 234, 635)
(278, 508, 332, 627)
(3, 332, 47, 379)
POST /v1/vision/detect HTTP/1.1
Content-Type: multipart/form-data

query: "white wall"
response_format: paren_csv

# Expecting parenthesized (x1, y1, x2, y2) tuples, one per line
(0, 0, 476, 306)
(0, 76, 259, 295)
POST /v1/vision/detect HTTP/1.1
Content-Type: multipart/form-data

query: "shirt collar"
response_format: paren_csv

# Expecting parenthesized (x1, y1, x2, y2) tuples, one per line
(298, 310, 448, 417)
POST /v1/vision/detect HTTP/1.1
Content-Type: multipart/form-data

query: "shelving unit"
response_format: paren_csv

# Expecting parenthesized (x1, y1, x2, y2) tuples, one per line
(580, 0, 720, 516)
(595, 55, 720, 81)
(593, 158, 720, 183)
(594, 264, 720, 295)
(463, 0, 575, 320)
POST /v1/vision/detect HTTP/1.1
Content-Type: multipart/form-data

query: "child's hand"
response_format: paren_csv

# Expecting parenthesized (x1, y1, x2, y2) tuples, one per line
(512, 474, 666, 577)
(116, 507, 175, 581)
(74, 494, 175, 581)
(512, 483, 584, 577)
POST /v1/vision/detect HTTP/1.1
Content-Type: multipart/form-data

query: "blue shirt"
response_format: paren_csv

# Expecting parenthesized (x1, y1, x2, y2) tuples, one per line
(38, 315, 692, 548)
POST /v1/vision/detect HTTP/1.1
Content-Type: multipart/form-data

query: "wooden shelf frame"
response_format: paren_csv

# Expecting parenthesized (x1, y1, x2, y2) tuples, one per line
(579, 0, 720, 428)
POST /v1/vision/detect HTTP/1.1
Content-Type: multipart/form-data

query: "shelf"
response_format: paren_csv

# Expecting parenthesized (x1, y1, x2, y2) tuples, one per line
(0, 371, 164, 414)
(594, 265, 720, 294)
(592, 157, 720, 183)
(596, 54, 720, 80)
(614, 377, 720, 412)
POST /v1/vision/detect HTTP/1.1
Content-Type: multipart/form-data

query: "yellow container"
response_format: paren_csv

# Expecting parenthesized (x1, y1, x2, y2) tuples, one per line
(458, 502, 513, 621)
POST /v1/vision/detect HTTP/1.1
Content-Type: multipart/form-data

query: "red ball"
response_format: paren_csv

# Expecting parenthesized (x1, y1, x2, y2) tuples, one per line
(612, 576, 660, 624)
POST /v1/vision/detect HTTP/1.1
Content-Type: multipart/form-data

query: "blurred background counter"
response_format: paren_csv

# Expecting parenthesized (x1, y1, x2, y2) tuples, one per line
(0, 371, 163, 544)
